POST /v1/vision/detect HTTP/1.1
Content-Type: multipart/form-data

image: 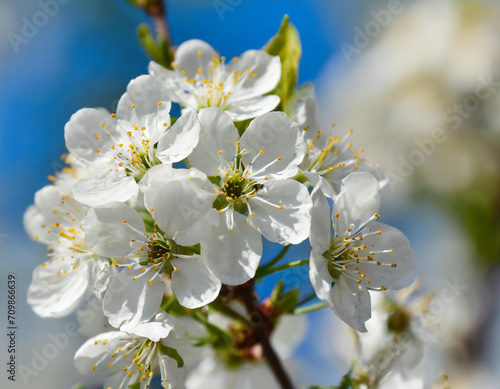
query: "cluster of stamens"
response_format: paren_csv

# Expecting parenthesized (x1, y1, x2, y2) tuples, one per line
(172, 51, 259, 109)
(306, 125, 364, 176)
(325, 213, 398, 290)
(38, 195, 95, 274)
(94, 338, 158, 389)
(93, 105, 167, 179)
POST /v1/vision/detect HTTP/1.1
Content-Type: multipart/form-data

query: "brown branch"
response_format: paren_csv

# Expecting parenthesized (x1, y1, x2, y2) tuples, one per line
(146, 0, 171, 43)
(238, 281, 295, 389)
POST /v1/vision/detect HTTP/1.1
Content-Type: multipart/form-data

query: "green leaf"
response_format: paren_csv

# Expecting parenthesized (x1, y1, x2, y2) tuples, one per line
(275, 289, 301, 313)
(270, 280, 301, 313)
(128, 384, 140, 389)
(193, 311, 233, 350)
(264, 15, 302, 110)
(70, 384, 86, 389)
(338, 374, 360, 389)
(270, 280, 285, 302)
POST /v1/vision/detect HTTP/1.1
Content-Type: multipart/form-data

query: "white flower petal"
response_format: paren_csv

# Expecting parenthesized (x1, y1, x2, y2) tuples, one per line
(92, 260, 115, 299)
(203, 211, 262, 285)
(157, 110, 201, 164)
(189, 107, 239, 175)
(309, 249, 335, 304)
(149, 61, 198, 109)
(64, 108, 122, 167)
(271, 314, 307, 360)
(74, 330, 131, 375)
(103, 266, 164, 331)
(355, 222, 416, 290)
(294, 97, 319, 134)
(240, 112, 305, 180)
(28, 259, 92, 318)
(186, 358, 234, 389)
(225, 95, 280, 121)
(128, 319, 173, 343)
(356, 158, 388, 190)
(330, 276, 371, 332)
(171, 256, 221, 309)
(333, 172, 380, 235)
(248, 180, 312, 245)
(159, 354, 186, 389)
(117, 74, 170, 125)
(172, 39, 215, 78)
(146, 179, 216, 246)
(82, 202, 146, 258)
(310, 185, 332, 252)
(73, 175, 138, 206)
(77, 298, 114, 337)
(230, 50, 281, 101)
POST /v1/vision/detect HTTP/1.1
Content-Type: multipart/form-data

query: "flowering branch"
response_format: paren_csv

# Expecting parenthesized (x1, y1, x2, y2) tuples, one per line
(24, 11, 419, 389)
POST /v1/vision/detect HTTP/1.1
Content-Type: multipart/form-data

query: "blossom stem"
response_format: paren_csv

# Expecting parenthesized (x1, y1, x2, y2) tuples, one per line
(210, 301, 253, 328)
(255, 259, 309, 279)
(255, 245, 291, 278)
(296, 292, 318, 307)
(146, 0, 171, 43)
(294, 302, 327, 315)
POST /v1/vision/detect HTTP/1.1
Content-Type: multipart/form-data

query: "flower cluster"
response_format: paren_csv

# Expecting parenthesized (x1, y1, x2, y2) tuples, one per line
(26, 31, 416, 389)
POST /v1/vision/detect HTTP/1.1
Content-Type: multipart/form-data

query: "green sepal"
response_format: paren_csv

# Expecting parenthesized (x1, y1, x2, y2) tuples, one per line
(327, 260, 342, 280)
(271, 279, 285, 302)
(193, 311, 233, 350)
(159, 343, 184, 368)
(233, 199, 248, 214)
(264, 15, 302, 111)
(271, 280, 301, 313)
(235, 119, 252, 136)
(208, 175, 222, 187)
(338, 373, 360, 389)
(137, 208, 156, 232)
(213, 193, 230, 210)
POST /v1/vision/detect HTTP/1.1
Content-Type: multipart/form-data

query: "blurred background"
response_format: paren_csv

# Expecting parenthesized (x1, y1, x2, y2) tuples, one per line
(1, 0, 499, 388)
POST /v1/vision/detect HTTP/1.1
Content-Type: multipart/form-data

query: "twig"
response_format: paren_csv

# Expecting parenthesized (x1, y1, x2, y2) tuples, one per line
(239, 281, 294, 389)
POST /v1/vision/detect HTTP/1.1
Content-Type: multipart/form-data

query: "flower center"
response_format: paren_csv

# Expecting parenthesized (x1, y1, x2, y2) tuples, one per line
(173, 52, 258, 109)
(212, 169, 261, 214)
(146, 237, 172, 265)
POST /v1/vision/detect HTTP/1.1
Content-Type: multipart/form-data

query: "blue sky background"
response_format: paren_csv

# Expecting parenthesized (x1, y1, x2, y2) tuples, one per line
(0, 1, 446, 388)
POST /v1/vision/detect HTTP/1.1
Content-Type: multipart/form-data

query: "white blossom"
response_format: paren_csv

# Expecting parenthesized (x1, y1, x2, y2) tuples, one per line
(309, 172, 416, 331)
(64, 75, 200, 206)
(188, 107, 312, 285)
(82, 165, 221, 331)
(294, 96, 387, 198)
(149, 39, 281, 121)
(24, 184, 107, 318)
(74, 312, 187, 389)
